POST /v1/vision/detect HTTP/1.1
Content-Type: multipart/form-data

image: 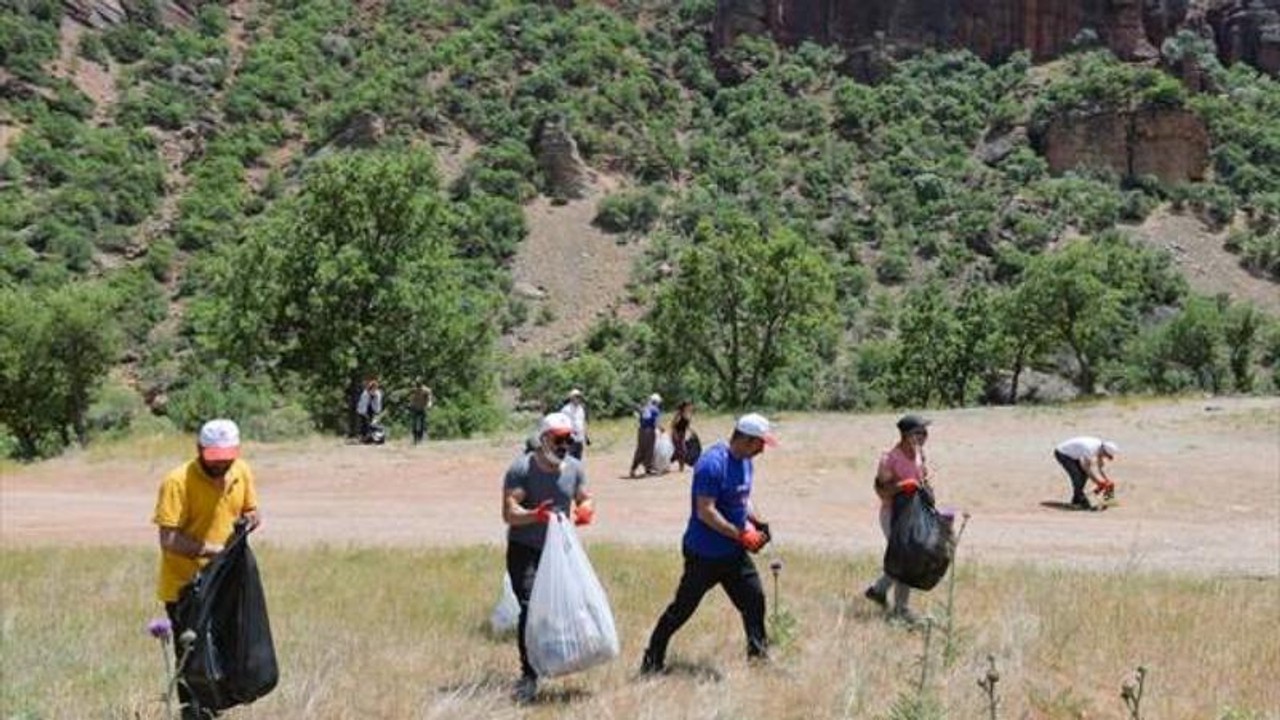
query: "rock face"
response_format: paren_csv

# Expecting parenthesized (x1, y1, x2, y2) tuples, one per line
(61, 0, 203, 29)
(1037, 106, 1209, 183)
(714, 0, 1279, 77)
(535, 116, 592, 200)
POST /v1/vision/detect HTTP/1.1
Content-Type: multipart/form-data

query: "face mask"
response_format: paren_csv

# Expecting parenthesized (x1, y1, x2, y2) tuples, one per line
(541, 437, 569, 463)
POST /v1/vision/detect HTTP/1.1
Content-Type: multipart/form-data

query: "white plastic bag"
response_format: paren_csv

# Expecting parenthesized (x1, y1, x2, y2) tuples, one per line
(652, 430, 674, 473)
(489, 572, 520, 635)
(524, 514, 619, 677)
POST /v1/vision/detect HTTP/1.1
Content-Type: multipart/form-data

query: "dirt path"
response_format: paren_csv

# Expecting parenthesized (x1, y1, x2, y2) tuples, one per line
(3, 397, 1277, 577)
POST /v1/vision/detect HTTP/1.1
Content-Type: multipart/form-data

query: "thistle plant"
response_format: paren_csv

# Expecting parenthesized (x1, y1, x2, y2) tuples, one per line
(767, 558, 797, 647)
(147, 617, 196, 720)
(1121, 665, 1148, 720)
(977, 654, 1001, 720)
(916, 616, 935, 694)
(942, 511, 971, 667)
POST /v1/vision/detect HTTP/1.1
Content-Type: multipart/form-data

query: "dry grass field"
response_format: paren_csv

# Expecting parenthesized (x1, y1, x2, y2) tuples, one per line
(2, 396, 1278, 718)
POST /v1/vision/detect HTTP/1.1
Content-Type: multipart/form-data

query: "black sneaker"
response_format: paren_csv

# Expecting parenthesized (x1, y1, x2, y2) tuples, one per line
(511, 675, 537, 704)
(640, 649, 665, 676)
(864, 585, 888, 609)
(1071, 498, 1094, 511)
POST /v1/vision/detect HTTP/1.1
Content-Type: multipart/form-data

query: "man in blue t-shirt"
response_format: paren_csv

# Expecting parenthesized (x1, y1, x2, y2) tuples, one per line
(640, 413, 777, 674)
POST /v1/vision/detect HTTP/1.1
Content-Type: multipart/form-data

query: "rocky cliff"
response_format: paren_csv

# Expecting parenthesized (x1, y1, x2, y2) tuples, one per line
(714, 0, 1279, 78)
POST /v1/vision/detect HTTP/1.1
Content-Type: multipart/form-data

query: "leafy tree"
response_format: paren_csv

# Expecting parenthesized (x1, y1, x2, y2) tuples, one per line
(648, 218, 837, 407)
(1017, 240, 1129, 394)
(189, 150, 502, 435)
(0, 283, 121, 457)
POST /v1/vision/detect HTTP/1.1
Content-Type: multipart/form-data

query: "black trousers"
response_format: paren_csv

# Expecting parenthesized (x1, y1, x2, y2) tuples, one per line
(645, 549, 768, 664)
(1054, 450, 1089, 503)
(409, 408, 427, 443)
(506, 541, 543, 680)
(568, 440, 584, 460)
(164, 602, 219, 719)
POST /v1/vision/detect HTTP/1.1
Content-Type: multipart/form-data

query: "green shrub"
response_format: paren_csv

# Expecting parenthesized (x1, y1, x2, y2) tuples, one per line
(594, 189, 661, 234)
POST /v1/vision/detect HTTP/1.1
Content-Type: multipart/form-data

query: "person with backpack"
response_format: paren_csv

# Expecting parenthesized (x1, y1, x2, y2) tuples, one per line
(640, 413, 776, 675)
(1053, 436, 1119, 510)
(863, 414, 932, 626)
(501, 412, 596, 703)
(152, 419, 261, 718)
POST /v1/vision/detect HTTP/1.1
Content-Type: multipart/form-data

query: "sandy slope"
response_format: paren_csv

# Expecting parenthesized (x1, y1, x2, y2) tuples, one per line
(2, 397, 1277, 577)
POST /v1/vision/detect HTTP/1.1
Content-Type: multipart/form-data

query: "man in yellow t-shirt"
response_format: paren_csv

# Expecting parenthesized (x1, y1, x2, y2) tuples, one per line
(152, 419, 260, 717)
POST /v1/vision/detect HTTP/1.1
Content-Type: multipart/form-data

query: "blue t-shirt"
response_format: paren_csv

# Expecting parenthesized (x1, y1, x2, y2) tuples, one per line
(682, 441, 752, 559)
(639, 403, 660, 429)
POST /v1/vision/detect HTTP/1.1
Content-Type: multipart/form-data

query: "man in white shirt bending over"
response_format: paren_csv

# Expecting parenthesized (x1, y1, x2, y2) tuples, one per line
(1053, 436, 1118, 510)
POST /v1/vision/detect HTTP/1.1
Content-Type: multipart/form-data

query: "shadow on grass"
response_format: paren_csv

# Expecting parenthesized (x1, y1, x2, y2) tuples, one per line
(640, 658, 724, 683)
(1039, 500, 1107, 512)
(435, 670, 511, 698)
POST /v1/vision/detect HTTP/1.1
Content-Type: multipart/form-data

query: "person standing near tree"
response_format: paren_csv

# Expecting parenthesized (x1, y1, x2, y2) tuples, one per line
(1053, 436, 1118, 510)
(559, 388, 589, 460)
(408, 379, 434, 445)
(355, 378, 383, 442)
(152, 419, 261, 719)
(640, 413, 776, 674)
(863, 414, 932, 626)
(502, 412, 596, 703)
(629, 393, 662, 477)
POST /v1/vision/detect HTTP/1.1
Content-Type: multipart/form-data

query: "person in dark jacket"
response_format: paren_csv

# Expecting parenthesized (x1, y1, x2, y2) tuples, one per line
(152, 419, 261, 718)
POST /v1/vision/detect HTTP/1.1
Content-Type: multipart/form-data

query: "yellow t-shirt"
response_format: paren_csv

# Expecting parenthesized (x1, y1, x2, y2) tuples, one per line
(152, 458, 258, 603)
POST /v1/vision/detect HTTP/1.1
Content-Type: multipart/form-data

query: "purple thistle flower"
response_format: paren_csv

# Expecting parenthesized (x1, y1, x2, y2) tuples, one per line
(147, 617, 172, 640)
(769, 559, 783, 573)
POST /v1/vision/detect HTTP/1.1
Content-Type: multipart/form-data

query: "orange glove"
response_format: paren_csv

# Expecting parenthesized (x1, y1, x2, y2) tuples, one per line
(739, 525, 766, 552)
(532, 499, 554, 524)
(898, 477, 920, 496)
(573, 504, 594, 526)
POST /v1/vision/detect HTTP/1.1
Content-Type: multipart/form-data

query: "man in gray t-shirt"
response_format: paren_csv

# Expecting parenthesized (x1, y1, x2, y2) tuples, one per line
(502, 412, 594, 702)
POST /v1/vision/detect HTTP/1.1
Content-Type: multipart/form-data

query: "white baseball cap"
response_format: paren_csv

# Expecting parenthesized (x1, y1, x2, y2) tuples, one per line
(539, 412, 574, 438)
(735, 413, 778, 446)
(649, 393, 662, 404)
(198, 419, 241, 461)
(1101, 440, 1119, 457)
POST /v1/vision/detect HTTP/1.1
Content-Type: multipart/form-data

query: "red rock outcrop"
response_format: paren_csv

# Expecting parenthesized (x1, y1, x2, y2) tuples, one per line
(714, 0, 1278, 77)
(1039, 106, 1209, 183)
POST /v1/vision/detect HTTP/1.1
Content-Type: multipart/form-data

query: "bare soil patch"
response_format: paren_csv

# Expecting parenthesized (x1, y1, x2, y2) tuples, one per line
(3, 397, 1277, 577)
(1124, 205, 1280, 316)
(507, 184, 647, 356)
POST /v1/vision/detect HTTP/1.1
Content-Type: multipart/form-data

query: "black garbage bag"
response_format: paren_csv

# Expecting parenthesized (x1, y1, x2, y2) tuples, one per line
(684, 432, 702, 465)
(174, 520, 278, 712)
(883, 486, 954, 591)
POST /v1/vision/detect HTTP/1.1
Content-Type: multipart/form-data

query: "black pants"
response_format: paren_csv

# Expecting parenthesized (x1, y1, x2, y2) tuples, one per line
(645, 549, 768, 665)
(568, 440, 584, 460)
(164, 602, 219, 719)
(410, 408, 427, 443)
(1054, 450, 1089, 503)
(506, 541, 543, 680)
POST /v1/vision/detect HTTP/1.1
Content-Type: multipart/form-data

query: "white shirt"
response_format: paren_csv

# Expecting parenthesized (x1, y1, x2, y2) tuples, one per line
(560, 401, 587, 443)
(1056, 436, 1103, 460)
(357, 389, 383, 416)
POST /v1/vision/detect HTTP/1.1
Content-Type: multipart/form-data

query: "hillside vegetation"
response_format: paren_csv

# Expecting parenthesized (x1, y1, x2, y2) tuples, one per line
(1, 0, 1278, 459)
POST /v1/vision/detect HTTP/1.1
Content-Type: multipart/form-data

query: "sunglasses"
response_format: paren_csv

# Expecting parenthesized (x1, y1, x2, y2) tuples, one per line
(549, 435, 573, 447)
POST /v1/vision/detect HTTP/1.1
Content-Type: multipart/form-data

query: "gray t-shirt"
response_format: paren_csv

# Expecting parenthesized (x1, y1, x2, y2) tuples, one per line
(504, 452, 587, 549)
